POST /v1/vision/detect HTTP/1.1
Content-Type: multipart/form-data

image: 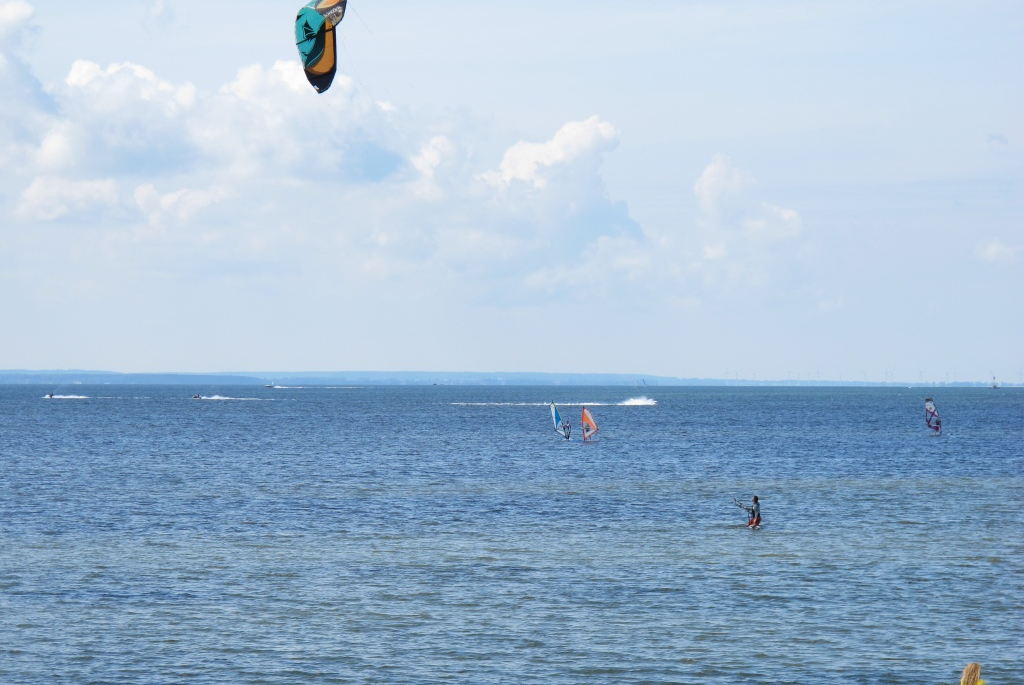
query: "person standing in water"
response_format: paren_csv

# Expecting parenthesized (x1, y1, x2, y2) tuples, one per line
(743, 496, 761, 528)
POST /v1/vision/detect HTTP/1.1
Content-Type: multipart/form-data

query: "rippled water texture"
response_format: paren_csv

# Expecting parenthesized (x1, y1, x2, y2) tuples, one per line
(1, 386, 1021, 684)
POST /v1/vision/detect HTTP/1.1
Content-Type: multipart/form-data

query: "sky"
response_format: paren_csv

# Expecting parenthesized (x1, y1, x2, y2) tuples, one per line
(0, 0, 1021, 382)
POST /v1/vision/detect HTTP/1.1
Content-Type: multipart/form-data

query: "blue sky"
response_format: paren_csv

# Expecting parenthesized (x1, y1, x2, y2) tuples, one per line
(1, 0, 1021, 382)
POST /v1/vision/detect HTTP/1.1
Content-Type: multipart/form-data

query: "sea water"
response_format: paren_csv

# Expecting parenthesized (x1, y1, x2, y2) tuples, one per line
(0, 385, 1020, 685)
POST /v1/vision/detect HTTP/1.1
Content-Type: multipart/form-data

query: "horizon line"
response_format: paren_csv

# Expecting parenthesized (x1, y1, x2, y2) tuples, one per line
(0, 369, 1015, 388)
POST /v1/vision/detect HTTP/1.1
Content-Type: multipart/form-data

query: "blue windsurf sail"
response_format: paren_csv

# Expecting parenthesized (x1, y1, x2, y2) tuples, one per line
(550, 402, 570, 439)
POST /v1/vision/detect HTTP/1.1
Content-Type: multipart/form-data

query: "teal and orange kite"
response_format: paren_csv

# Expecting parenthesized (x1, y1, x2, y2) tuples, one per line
(295, 0, 347, 93)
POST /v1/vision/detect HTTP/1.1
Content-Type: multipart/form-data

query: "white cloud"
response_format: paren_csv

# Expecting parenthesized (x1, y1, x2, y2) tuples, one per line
(0, 54, 621, 305)
(195, 61, 395, 180)
(684, 155, 806, 291)
(48, 60, 199, 177)
(0, 1, 50, 171)
(978, 239, 1019, 265)
(66, 60, 199, 123)
(363, 116, 642, 291)
(524, 235, 652, 293)
(693, 153, 751, 217)
(65, 60, 196, 111)
(692, 155, 802, 245)
(702, 244, 727, 261)
(134, 184, 226, 227)
(147, 0, 173, 24)
(7, 54, 403, 190)
(0, 41, 684, 310)
(474, 117, 635, 247)
(33, 125, 74, 170)
(743, 202, 802, 242)
(10, 65, 640, 298)
(481, 116, 618, 190)
(410, 135, 456, 200)
(0, 1, 32, 41)
(16, 175, 119, 220)
(4, 41, 801, 312)
(221, 60, 313, 101)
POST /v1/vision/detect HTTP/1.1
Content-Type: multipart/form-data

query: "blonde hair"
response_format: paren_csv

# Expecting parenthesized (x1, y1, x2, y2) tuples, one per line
(960, 662, 982, 685)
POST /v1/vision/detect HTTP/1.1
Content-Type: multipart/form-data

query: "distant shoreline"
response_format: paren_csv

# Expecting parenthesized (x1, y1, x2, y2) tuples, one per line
(0, 370, 1014, 388)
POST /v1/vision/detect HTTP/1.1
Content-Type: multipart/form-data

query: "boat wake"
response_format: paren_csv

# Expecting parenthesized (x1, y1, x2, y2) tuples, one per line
(269, 386, 359, 390)
(451, 402, 551, 407)
(452, 397, 657, 407)
(570, 397, 658, 407)
(196, 396, 269, 401)
(43, 395, 90, 400)
(619, 396, 657, 406)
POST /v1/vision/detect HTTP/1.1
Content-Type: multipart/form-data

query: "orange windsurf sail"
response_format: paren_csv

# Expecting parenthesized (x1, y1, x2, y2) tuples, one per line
(581, 407, 598, 441)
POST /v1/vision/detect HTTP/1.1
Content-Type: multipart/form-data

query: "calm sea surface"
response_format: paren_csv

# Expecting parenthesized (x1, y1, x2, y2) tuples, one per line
(1, 385, 1021, 684)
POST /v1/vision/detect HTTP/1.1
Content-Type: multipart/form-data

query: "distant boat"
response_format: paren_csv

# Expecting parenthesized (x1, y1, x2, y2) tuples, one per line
(924, 398, 942, 434)
(991, 376, 999, 389)
(581, 406, 599, 441)
(550, 402, 571, 440)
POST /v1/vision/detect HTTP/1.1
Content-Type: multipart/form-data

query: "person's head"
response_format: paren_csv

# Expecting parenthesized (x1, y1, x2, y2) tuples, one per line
(752, 496, 758, 503)
(960, 662, 982, 685)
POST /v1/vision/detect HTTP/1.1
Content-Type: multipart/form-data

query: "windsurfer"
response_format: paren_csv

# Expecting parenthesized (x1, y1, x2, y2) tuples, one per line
(581, 406, 598, 441)
(925, 398, 942, 434)
(551, 402, 573, 440)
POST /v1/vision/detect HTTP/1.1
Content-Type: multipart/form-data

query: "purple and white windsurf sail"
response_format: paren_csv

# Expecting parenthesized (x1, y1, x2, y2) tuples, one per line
(924, 398, 941, 433)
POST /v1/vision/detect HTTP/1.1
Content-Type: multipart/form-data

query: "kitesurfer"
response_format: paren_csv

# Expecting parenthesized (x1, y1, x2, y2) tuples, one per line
(748, 496, 761, 527)
(736, 496, 761, 527)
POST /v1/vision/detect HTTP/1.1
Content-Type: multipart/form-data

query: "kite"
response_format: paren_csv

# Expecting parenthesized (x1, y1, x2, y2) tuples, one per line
(295, 0, 347, 93)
